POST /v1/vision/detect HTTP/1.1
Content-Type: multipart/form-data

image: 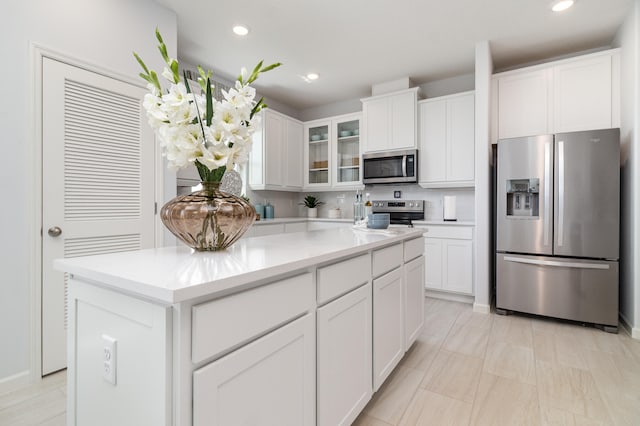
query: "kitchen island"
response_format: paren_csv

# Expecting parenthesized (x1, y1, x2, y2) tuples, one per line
(55, 227, 425, 426)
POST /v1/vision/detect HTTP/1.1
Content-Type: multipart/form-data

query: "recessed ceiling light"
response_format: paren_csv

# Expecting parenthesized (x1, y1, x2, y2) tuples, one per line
(233, 25, 249, 36)
(552, 0, 575, 12)
(306, 73, 319, 80)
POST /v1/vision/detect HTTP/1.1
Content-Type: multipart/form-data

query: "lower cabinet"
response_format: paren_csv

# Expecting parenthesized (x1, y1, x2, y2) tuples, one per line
(372, 267, 404, 391)
(403, 255, 425, 351)
(422, 226, 474, 295)
(317, 283, 372, 426)
(192, 313, 316, 426)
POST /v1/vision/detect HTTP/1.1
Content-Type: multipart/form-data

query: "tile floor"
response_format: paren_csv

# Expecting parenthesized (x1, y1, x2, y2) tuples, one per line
(355, 298, 640, 426)
(1, 298, 639, 425)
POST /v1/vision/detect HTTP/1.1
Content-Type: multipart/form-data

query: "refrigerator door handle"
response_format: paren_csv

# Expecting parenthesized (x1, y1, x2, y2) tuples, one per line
(503, 256, 610, 270)
(557, 141, 565, 247)
(544, 142, 551, 246)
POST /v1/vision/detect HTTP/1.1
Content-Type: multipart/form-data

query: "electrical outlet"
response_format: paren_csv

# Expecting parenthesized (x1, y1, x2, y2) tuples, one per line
(102, 334, 117, 385)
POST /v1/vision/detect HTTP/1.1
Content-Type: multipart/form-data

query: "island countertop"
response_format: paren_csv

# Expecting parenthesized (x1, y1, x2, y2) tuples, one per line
(55, 227, 423, 304)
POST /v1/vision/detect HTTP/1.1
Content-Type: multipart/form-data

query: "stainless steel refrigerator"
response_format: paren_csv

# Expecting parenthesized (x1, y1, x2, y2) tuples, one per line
(496, 128, 620, 332)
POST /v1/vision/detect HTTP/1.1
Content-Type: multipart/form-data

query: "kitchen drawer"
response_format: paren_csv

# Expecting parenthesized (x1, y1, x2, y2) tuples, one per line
(192, 272, 314, 363)
(421, 226, 473, 240)
(317, 253, 371, 305)
(404, 237, 424, 262)
(372, 243, 403, 278)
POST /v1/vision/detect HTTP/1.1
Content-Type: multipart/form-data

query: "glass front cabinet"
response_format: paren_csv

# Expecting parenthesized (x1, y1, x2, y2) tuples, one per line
(304, 113, 363, 190)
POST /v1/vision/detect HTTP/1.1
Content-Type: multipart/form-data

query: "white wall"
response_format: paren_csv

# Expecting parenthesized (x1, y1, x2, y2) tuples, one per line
(0, 0, 177, 387)
(613, 0, 640, 337)
(473, 41, 493, 313)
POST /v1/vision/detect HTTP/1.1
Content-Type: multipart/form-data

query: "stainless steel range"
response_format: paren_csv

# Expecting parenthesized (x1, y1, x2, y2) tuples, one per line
(371, 200, 424, 227)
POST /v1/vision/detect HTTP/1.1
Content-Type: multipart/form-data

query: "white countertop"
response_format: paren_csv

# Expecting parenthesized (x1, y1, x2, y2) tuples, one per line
(55, 227, 423, 304)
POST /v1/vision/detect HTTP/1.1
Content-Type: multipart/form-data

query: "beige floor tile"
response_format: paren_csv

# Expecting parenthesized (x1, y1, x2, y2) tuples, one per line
(483, 340, 536, 385)
(470, 372, 540, 426)
(442, 323, 490, 358)
(533, 331, 590, 370)
(454, 309, 494, 330)
(539, 404, 605, 426)
(0, 371, 66, 411)
(399, 334, 442, 372)
(535, 360, 611, 423)
(352, 412, 392, 426)
(364, 365, 424, 425)
(399, 388, 472, 426)
(598, 389, 640, 426)
(491, 314, 534, 348)
(37, 413, 67, 426)
(531, 316, 562, 334)
(420, 350, 483, 403)
(0, 388, 66, 426)
(591, 329, 636, 357)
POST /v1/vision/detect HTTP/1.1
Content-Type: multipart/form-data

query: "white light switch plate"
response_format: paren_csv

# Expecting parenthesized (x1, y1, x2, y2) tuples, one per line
(102, 334, 117, 385)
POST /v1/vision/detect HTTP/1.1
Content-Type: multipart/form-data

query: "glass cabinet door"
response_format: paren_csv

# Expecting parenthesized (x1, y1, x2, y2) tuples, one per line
(335, 119, 360, 184)
(307, 123, 329, 185)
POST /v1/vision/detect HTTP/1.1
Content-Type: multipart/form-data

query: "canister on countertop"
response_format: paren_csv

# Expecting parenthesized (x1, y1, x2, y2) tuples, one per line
(443, 196, 457, 221)
(254, 203, 265, 220)
(265, 203, 274, 219)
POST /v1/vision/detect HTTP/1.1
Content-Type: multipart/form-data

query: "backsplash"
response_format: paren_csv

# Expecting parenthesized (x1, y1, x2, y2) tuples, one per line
(297, 184, 475, 221)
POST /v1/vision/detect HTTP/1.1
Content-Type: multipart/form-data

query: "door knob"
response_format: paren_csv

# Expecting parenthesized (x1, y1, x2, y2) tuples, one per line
(48, 226, 62, 237)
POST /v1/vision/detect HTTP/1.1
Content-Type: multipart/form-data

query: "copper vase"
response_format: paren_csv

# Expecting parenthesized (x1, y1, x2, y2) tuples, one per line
(160, 182, 256, 251)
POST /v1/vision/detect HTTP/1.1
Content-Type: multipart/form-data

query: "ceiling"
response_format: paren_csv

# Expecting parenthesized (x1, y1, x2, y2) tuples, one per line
(153, 0, 632, 111)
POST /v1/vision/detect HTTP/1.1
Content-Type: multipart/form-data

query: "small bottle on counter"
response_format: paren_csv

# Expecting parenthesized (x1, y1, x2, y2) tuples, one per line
(353, 190, 364, 223)
(254, 203, 265, 220)
(265, 202, 274, 219)
(364, 193, 372, 217)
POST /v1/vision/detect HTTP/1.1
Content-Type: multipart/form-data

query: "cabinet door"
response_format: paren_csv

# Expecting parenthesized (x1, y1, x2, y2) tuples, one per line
(373, 267, 404, 391)
(193, 313, 315, 426)
(447, 94, 475, 182)
(404, 256, 425, 351)
(265, 110, 284, 187)
(334, 116, 361, 186)
(419, 100, 447, 183)
(305, 121, 331, 187)
(317, 283, 372, 426)
(286, 119, 303, 189)
(553, 55, 612, 133)
(443, 239, 473, 294)
(362, 97, 389, 152)
(424, 238, 443, 290)
(498, 69, 551, 139)
(390, 90, 417, 150)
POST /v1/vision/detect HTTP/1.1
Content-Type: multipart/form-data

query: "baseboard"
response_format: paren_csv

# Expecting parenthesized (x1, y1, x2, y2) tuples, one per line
(425, 290, 474, 305)
(0, 370, 30, 396)
(619, 312, 640, 340)
(473, 303, 491, 314)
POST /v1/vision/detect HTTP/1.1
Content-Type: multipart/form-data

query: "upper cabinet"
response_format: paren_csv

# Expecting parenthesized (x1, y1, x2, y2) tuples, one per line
(304, 113, 363, 191)
(418, 91, 475, 188)
(492, 49, 620, 142)
(361, 88, 419, 153)
(249, 109, 303, 191)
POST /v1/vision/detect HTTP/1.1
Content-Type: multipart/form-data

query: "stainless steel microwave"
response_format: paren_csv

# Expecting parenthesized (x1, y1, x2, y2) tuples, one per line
(362, 149, 418, 184)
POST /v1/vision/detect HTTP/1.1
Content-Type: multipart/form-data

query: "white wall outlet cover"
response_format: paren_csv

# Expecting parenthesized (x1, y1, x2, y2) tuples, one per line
(102, 334, 117, 385)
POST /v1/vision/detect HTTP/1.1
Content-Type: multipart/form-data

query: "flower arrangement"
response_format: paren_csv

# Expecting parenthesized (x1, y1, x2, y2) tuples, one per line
(133, 29, 281, 183)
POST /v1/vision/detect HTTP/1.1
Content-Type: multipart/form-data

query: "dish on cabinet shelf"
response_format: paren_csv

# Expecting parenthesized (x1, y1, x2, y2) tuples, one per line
(339, 130, 352, 137)
(311, 134, 321, 141)
(312, 160, 328, 168)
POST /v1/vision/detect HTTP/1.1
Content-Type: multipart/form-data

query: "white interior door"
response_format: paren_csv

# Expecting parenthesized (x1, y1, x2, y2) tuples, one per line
(41, 58, 156, 375)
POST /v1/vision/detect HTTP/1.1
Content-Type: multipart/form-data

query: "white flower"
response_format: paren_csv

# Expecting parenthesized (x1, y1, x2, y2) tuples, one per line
(199, 141, 231, 170)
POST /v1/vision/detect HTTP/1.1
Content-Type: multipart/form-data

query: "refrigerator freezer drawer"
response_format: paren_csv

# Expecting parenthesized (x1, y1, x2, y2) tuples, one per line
(496, 253, 618, 327)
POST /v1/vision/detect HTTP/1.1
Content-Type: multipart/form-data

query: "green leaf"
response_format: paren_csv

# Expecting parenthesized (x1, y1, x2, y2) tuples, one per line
(197, 65, 211, 92)
(133, 52, 150, 75)
(170, 60, 180, 83)
(205, 77, 213, 126)
(260, 62, 282, 73)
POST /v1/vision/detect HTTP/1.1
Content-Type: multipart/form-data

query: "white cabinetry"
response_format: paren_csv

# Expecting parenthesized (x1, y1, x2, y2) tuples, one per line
(493, 49, 620, 142)
(317, 284, 372, 426)
(193, 313, 315, 426)
(403, 255, 425, 351)
(361, 88, 418, 153)
(250, 109, 303, 191)
(419, 91, 475, 187)
(421, 225, 474, 295)
(304, 113, 362, 191)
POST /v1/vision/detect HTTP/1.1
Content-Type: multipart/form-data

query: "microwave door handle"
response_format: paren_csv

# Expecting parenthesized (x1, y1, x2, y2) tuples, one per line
(402, 155, 407, 177)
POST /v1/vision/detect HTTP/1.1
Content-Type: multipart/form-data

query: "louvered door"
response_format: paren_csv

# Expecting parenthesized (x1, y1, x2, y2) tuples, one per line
(41, 58, 155, 375)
